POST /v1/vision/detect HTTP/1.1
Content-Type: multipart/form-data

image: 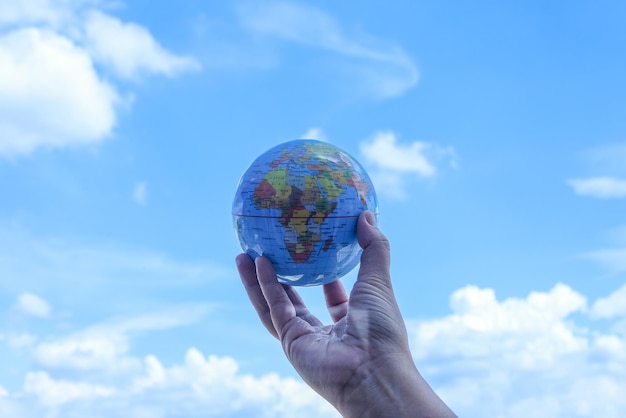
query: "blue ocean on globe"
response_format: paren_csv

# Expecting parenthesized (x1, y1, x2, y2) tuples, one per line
(232, 139, 378, 286)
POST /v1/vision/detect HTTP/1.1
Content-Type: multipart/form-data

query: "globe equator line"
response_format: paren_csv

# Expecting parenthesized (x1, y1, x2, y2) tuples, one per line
(233, 213, 379, 219)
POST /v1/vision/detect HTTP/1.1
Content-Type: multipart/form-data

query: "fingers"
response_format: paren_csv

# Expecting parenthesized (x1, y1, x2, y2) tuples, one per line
(237, 254, 323, 340)
(236, 253, 278, 338)
(284, 285, 323, 327)
(323, 280, 349, 322)
(253, 256, 300, 339)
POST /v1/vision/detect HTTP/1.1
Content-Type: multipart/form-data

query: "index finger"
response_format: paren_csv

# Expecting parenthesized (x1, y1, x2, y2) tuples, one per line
(254, 256, 297, 339)
(236, 253, 278, 338)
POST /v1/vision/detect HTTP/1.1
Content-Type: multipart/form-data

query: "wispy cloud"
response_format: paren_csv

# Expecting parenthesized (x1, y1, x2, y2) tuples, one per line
(236, 1, 418, 99)
(132, 181, 148, 205)
(0, 225, 231, 313)
(567, 177, 626, 199)
(0, 0, 199, 157)
(568, 142, 626, 198)
(568, 145, 626, 276)
(32, 306, 212, 372)
(582, 248, 626, 274)
(300, 127, 328, 142)
(359, 131, 457, 199)
(584, 143, 626, 176)
(16, 293, 52, 318)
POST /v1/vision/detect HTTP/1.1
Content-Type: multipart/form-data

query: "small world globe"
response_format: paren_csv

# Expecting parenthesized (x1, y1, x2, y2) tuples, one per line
(232, 139, 378, 286)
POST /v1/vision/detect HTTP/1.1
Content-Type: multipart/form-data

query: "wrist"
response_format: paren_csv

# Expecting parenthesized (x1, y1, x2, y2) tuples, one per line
(336, 354, 456, 418)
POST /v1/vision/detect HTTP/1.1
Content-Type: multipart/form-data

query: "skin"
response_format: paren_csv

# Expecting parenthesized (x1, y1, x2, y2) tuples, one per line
(236, 211, 457, 418)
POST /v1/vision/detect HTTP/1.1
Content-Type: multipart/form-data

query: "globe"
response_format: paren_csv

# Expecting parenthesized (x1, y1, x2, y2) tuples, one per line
(232, 139, 378, 286)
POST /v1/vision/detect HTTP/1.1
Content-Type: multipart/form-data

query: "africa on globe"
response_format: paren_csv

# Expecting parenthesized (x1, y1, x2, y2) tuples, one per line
(232, 139, 378, 286)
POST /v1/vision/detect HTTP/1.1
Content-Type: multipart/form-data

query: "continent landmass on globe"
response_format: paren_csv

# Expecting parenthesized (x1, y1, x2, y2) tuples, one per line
(251, 142, 370, 264)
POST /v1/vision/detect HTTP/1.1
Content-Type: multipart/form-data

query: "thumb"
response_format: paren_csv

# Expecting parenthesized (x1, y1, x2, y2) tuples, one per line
(351, 211, 406, 346)
(356, 211, 391, 287)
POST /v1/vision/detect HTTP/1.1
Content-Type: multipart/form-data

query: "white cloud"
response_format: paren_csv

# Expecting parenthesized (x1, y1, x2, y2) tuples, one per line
(592, 283, 626, 319)
(361, 131, 436, 176)
(5, 281, 626, 417)
(567, 177, 626, 198)
(24, 371, 116, 406)
(359, 131, 456, 198)
(8, 323, 338, 416)
(83, 10, 200, 80)
(413, 283, 588, 367)
(0, 292, 338, 417)
(236, 1, 418, 99)
(16, 293, 51, 318)
(0, 1, 199, 156)
(34, 332, 134, 372)
(0, 28, 119, 156)
(133, 181, 148, 205)
(409, 283, 626, 418)
(128, 348, 338, 417)
(12, 347, 339, 417)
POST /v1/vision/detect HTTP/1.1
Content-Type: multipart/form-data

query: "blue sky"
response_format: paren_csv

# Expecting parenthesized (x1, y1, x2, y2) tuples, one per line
(1, 1, 626, 417)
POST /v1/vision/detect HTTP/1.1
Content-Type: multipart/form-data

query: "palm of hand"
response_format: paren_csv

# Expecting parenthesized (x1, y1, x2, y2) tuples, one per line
(285, 315, 368, 402)
(236, 231, 410, 409)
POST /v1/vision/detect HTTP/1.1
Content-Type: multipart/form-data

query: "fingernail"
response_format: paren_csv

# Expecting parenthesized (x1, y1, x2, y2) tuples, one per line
(364, 210, 376, 226)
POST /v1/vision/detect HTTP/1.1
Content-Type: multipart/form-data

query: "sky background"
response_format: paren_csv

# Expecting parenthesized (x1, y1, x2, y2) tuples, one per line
(1, 1, 626, 417)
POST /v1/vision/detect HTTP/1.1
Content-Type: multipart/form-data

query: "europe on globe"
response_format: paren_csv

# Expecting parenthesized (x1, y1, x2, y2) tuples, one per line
(232, 139, 378, 286)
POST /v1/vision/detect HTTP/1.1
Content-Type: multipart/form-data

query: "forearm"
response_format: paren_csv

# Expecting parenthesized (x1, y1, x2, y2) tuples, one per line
(336, 356, 456, 418)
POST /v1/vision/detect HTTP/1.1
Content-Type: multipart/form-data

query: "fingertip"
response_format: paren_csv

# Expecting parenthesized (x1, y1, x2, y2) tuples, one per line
(363, 210, 376, 226)
(236, 253, 256, 283)
(254, 255, 269, 269)
(356, 211, 391, 284)
(323, 279, 349, 322)
(357, 210, 383, 249)
(235, 253, 250, 267)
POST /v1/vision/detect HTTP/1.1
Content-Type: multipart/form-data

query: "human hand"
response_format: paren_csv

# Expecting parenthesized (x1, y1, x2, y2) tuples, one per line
(236, 211, 455, 418)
